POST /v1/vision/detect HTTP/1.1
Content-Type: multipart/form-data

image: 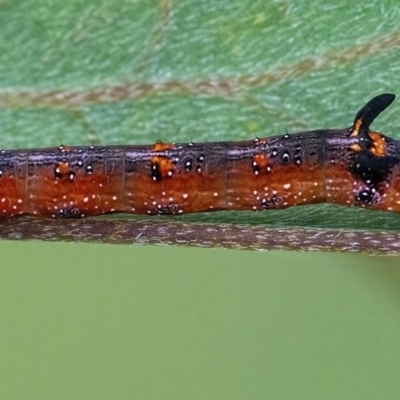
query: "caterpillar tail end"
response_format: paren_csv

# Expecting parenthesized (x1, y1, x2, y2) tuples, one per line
(350, 93, 396, 137)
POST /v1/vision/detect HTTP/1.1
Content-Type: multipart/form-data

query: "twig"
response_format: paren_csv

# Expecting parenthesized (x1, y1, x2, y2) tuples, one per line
(1, 217, 399, 254)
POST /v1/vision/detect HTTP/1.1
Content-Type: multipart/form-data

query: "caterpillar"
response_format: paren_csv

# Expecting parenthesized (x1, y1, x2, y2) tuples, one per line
(0, 93, 398, 219)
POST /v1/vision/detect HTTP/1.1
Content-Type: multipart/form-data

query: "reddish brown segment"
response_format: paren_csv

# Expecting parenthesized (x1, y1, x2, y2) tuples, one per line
(0, 93, 398, 219)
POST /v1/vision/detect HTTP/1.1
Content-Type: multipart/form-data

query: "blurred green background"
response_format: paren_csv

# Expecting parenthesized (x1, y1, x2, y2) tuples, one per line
(1, 243, 400, 399)
(1, 0, 400, 398)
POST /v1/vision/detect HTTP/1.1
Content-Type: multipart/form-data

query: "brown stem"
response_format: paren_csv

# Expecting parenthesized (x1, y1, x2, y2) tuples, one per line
(0, 217, 399, 255)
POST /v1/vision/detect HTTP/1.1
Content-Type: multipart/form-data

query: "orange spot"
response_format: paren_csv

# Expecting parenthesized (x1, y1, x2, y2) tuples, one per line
(368, 131, 386, 156)
(153, 141, 175, 152)
(350, 144, 362, 152)
(253, 153, 269, 169)
(151, 156, 175, 178)
(350, 118, 362, 137)
(58, 162, 70, 174)
(59, 146, 74, 153)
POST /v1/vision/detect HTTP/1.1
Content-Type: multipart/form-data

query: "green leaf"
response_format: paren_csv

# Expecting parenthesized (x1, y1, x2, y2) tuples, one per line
(1, 0, 400, 237)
